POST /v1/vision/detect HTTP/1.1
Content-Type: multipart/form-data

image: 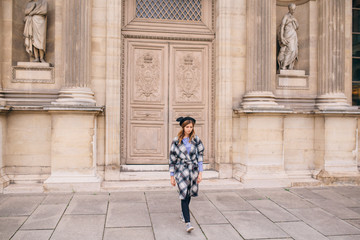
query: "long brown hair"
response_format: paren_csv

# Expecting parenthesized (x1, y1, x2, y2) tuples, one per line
(177, 120, 195, 145)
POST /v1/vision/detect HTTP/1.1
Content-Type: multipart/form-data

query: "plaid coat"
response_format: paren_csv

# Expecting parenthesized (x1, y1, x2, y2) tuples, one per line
(169, 135, 205, 200)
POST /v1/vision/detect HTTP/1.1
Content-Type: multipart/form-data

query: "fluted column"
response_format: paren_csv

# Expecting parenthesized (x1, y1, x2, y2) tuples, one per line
(242, 0, 278, 108)
(316, 0, 349, 110)
(54, 0, 95, 105)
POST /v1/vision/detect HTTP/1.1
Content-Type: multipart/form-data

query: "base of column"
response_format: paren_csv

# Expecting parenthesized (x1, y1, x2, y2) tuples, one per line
(52, 87, 96, 106)
(316, 93, 358, 111)
(241, 91, 285, 110)
(316, 170, 360, 185)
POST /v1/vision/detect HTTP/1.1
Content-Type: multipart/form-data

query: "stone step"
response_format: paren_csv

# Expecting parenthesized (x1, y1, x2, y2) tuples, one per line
(120, 163, 213, 172)
(2, 183, 44, 194)
(101, 179, 244, 192)
(8, 174, 50, 184)
(119, 170, 219, 181)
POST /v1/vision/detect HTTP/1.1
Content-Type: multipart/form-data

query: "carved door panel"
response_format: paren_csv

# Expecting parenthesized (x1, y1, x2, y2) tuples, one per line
(127, 41, 169, 164)
(169, 43, 211, 161)
(126, 40, 211, 164)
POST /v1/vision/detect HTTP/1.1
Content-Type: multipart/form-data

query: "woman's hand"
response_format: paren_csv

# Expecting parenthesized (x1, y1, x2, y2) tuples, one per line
(170, 176, 176, 186)
(197, 172, 202, 184)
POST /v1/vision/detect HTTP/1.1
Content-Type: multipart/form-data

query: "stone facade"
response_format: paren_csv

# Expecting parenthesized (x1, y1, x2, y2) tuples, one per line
(0, 0, 359, 191)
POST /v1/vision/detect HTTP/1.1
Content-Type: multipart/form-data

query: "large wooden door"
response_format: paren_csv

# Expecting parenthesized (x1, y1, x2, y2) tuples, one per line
(126, 39, 211, 164)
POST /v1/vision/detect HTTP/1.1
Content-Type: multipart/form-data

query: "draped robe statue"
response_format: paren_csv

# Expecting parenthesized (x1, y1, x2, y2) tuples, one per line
(24, 0, 48, 63)
(278, 3, 298, 70)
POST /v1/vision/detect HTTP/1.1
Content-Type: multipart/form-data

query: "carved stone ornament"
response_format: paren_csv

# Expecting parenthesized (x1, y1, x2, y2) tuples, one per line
(135, 52, 161, 102)
(176, 54, 201, 102)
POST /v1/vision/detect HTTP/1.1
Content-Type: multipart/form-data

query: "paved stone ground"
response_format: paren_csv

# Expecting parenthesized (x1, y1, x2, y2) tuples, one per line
(2, 186, 360, 240)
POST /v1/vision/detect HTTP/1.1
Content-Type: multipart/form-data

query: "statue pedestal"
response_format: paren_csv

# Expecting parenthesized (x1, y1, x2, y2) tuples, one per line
(12, 62, 54, 84)
(276, 70, 308, 89)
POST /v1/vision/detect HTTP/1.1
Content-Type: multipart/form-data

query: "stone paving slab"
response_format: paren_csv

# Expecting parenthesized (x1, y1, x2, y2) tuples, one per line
(205, 192, 255, 211)
(307, 198, 360, 219)
(151, 212, 206, 240)
(146, 191, 181, 213)
(259, 189, 315, 209)
(332, 186, 360, 199)
(289, 188, 325, 199)
(328, 236, 360, 240)
(50, 215, 105, 240)
(1, 186, 360, 240)
(276, 221, 328, 240)
(0, 196, 44, 217)
(109, 191, 146, 202)
(106, 202, 151, 227)
(65, 194, 108, 215)
(289, 207, 360, 236)
(200, 224, 244, 240)
(190, 200, 228, 224)
(0, 217, 27, 240)
(11, 230, 53, 240)
(235, 189, 265, 200)
(311, 189, 360, 207)
(42, 194, 73, 205)
(104, 227, 154, 240)
(223, 210, 289, 239)
(21, 204, 67, 230)
(248, 199, 298, 222)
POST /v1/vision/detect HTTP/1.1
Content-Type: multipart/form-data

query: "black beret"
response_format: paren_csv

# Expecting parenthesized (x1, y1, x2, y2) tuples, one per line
(176, 116, 196, 126)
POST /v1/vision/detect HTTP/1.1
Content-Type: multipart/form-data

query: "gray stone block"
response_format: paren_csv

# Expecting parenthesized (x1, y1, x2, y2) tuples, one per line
(223, 211, 289, 239)
(109, 191, 146, 202)
(106, 202, 151, 227)
(205, 192, 255, 211)
(0, 196, 44, 217)
(104, 227, 154, 240)
(276, 221, 328, 240)
(260, 189, 314, 209)
(0, 217, 27, 240)
(11, 230, 53, 240)
(21, 204, 67, 230)
(65, 194, 108, 215)
(190, 200, 228, 224)
(151, 212, 206, 240)
(50, 215, 105, 240)
(236, 189, 265, 200)
(311, 189, 360, 208)
(201, 224, 244, 240)
(290, 188, 325, 199)
(308, 198, 360, 219)
(289, 208, 360, 236)
(146, 191, 181, 213)
(328, 236, 360, 240)
(248, 199, 298, 222)
(42, 194, 73, 205)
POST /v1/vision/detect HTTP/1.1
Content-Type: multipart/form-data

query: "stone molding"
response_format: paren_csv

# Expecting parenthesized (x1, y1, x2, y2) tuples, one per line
(12, 62, 54, 84)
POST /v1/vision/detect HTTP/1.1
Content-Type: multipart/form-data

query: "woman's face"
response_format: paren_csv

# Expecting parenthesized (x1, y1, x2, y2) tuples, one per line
(184, 123, 193, 136)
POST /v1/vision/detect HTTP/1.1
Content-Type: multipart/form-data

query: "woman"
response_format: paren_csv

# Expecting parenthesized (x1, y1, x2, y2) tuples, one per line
(169, 116, 204, 233)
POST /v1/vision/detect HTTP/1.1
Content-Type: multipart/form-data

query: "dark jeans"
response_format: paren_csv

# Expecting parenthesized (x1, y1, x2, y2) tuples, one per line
(181, 193, 191, 223)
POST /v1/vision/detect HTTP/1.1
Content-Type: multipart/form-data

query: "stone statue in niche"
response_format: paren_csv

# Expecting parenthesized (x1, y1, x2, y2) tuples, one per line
(277, 3, 298, 70)
(24, 0, 48, 63)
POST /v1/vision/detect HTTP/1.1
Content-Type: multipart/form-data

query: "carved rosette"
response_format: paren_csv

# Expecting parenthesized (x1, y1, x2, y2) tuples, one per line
(135, 52, 161, 102)
(175, 53, 201, 102)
